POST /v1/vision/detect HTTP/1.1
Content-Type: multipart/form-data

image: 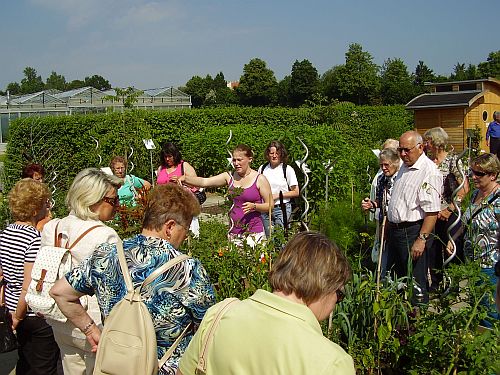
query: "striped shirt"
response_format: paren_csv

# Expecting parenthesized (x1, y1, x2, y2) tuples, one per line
(387, 153, 442, 223)
(0, 224, 41, 315)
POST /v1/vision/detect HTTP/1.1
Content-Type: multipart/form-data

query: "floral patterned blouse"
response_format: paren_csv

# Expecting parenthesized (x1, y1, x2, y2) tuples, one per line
(66, 234, 216, 374)
(436, 152, 463, 206)
(463, 187, 500, 268)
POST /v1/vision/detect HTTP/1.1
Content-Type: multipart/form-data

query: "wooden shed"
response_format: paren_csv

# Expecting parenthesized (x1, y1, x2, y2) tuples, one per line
(406, 78, 500, 152)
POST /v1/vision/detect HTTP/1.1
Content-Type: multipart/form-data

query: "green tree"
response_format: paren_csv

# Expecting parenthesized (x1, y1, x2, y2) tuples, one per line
(45, 71, 67, 91)
(66, 80, 86, 90)
(413, 60, 435, 93)
(184, 75, 211, 108)
(236, 58, 278, 106)
(20, 66, 44, 94)
(478, 50, 500, 79)
(289, 59, 319, 107)
(277, 75, 292, 106)
(335, 43, 380, 105)
(465, 64, 478, 80)
(6, 82, 21, 95)
(211, 72, 236, 106)
(84, 75, 111, 90)
(320, 65, 344, 101)
(380, 58, 414, 105)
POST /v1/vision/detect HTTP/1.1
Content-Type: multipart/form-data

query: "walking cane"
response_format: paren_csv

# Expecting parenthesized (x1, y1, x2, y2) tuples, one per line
(376, 215, 386, 300)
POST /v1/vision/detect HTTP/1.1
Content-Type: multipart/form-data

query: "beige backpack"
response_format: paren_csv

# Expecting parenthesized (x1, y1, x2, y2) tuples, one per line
(93, 241, 191, 375)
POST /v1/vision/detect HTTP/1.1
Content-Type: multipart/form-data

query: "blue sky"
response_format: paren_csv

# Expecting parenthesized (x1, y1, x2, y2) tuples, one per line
(2, 0, 499, 91)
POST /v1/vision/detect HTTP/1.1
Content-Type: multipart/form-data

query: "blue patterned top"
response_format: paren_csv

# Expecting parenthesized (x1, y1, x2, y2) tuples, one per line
(66, 234, 216, 374)
(463, 187, 500, 268)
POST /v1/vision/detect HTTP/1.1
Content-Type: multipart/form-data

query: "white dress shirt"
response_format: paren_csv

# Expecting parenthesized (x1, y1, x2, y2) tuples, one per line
(387, 153, 442, 223)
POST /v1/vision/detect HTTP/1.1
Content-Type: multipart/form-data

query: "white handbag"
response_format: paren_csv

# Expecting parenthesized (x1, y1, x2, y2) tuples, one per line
(25, 223, 100, 322)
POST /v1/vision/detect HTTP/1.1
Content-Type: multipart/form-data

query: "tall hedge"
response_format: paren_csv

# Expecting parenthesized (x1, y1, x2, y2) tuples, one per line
(4, 104, 412, 214)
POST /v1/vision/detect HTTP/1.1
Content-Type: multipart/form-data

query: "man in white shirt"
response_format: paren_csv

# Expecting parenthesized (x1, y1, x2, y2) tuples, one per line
(386, 131, 442, 304)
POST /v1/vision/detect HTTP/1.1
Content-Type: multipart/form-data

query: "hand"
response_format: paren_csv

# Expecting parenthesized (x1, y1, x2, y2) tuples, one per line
(85, 324, 101, 353)
(445, 241, 454, 256)
(361, 198, 373, 212)
(437, 208, 452, 221)
(411, 238, 426, 260)
(242, 202, 256, 214)
(11, 314, 22, 331)
(172, 175, 185, 185)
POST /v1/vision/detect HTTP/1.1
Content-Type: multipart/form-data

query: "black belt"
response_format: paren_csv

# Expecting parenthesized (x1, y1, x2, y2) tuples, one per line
(387, 220, 423, 229)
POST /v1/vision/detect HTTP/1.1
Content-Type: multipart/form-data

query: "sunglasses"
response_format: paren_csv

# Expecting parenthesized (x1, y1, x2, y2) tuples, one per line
(336, 289, 345, 303)
(470, 169, 488, 177)
(102, 196, 120, 207)
(397, 143, 420, 154)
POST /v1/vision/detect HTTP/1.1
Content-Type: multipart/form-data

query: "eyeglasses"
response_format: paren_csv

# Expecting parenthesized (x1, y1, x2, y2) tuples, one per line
(102, 196, 120, 207)
(397, 143, 420, 154)
(336, 289, 345, 303)
(470, 169, 488, 177)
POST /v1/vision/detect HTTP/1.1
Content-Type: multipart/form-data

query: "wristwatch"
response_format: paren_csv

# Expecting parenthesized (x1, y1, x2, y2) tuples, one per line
(418, 233, 430, 242)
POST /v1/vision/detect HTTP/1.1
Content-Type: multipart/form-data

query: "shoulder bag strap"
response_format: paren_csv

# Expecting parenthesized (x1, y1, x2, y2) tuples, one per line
(140, 254, 190, 292)
(54, 222, 62, 247)
(116, 241, 134, 294)
(0, 278, 6, 306)
(282, 163, 290, 190)
(67, 225, 103, 250)
(158, 321, 192, 369)
(181, 161, 185, 176)
(469, 191, 500, 224)
(196, 298, 240, 373)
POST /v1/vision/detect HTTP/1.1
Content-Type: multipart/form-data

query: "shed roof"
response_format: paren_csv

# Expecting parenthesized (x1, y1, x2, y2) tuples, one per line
(405, 90, 485, 110)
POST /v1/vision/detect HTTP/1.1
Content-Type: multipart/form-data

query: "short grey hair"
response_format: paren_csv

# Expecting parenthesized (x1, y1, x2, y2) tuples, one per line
(424, 127, 449, 149)
(379, 148, 400, 166)
(66, 168, 122, 220)
(494, 111, 500, 121)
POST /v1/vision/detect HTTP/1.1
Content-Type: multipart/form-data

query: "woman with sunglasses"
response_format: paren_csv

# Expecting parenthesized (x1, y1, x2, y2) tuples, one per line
(178, 231, 355, 375)
(40, 168, 122, 375)
(462, 153, 500, 326)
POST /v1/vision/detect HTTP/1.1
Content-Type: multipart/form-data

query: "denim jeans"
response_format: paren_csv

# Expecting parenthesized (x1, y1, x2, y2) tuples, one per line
(262, 203, 292, 238)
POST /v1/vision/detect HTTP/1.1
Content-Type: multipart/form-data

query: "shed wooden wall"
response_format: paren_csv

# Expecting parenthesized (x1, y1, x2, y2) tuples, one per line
(415, 108, 464, 151)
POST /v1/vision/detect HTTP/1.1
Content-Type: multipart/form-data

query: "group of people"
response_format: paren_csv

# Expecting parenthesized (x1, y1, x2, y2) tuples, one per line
(363, 129, 499, 321)
(0, 162, 352, 374)
(109, 140, 300, 245)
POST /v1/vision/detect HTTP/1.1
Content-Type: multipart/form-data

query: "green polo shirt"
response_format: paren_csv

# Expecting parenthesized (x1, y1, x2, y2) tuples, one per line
(179, 289, 355, 375)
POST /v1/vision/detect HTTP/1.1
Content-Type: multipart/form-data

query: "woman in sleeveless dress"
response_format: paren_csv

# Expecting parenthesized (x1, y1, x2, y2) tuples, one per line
(176, 144, 272, 247)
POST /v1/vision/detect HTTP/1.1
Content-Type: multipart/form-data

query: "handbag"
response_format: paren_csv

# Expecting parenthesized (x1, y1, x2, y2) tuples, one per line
(0, 279, 18, 353)
(194, 189, 207, 205)
(25, 223, 98, 322)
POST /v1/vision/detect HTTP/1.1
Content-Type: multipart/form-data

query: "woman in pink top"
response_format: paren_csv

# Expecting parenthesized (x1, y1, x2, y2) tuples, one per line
(157, 142, 202, 237)
(177, 144, 272, 247)
(157, 142, 198, 187)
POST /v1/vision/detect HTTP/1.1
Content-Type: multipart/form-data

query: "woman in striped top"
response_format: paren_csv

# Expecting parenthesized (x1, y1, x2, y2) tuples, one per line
(0, 178, 60, 374)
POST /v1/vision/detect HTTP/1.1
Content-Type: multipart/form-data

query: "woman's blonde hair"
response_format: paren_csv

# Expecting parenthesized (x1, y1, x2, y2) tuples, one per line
(66, 168, 122, 220)
(143, 184, 200, 231)
(269, 231, 351, 305)
(423, 127, 449, 150)
(471, 153, 500, 177)
(9, 178, 50, 222)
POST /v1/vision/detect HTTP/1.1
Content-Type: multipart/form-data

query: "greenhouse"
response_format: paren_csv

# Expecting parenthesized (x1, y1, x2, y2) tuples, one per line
(0, 86, 192, 144)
